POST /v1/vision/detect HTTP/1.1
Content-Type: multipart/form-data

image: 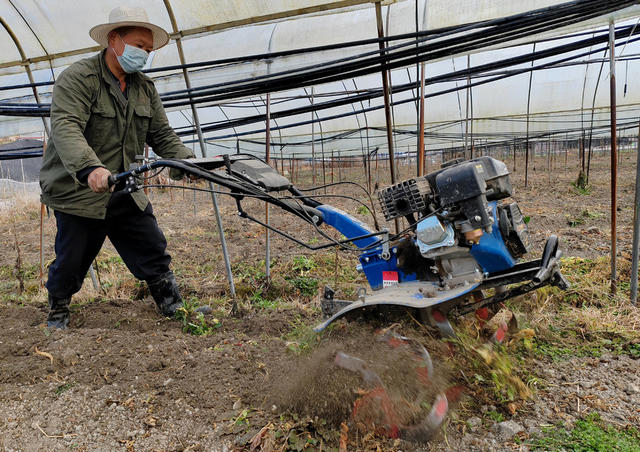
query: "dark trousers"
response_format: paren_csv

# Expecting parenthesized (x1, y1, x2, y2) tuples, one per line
(46, 192, 171, 299)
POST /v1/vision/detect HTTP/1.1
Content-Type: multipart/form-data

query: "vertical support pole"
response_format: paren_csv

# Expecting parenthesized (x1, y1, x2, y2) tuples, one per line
(321, 133, 327, 192)
(547, 136, 551, 182)
(609, 21, 618, 294)
(630, 120, 640, 305)
(415, 0, 421, 177)
(163, 0, 236, 298)
(311, 87, 316, 186)
(375, 0, 399, 233)
(513, 138, 517, 172)
(465, 54, 471, 159)
(144, 144, 150, 195)
(565, 132, 568, 171)
(40, 139, 46, 288)
(289, 154, 293, 180)
(265, 93, 271, 283)
(331, 150, 335, 184)
(418, 62, 426, 177)
(1, 17, 53, 290)
(525, 43, 536, 188)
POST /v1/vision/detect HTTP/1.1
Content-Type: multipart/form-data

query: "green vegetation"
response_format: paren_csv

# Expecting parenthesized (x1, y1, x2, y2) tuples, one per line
(291, 256, 317, 274)
(55, 382, 75, 395)
(232, 408, 251, 428)
(529, 412, 640, 451)
(175, 297, 221, 336)
(284, 317, 321, 355)
(566, 209, 603, 227)
(486, 410, 504, 423)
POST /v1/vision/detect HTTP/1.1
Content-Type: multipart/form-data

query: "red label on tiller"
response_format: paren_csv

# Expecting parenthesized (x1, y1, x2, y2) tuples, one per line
(382, 271, 398, 288)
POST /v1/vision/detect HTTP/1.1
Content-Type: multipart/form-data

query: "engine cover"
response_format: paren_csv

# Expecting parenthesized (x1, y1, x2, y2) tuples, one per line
(415, 216, 455, 257)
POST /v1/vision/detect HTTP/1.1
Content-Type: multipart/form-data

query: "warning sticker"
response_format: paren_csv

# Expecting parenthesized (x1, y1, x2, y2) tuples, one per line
(382, 271, 399, 288)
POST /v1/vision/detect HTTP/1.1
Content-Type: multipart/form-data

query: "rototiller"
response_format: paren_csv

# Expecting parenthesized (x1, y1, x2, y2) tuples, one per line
(109, 153, 568, 440)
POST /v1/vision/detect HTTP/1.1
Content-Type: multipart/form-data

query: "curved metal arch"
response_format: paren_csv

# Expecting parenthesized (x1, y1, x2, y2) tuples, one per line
(8, 0, 56, 81)
(0, 0, 375, 71)
(0, 16, 49, 137)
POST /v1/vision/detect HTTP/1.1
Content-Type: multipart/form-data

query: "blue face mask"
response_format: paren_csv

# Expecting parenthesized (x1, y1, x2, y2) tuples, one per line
(113, 34, 149, 73)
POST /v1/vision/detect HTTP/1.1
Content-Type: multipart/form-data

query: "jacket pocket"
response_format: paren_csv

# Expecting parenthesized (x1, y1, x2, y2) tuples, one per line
(134, 104, 152, 148)
(86, 105, 117, 146)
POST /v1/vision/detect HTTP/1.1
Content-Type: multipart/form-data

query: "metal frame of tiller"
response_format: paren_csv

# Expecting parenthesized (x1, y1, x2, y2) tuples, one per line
(109, 154, 569, 440)
(109, 154, 568, 336)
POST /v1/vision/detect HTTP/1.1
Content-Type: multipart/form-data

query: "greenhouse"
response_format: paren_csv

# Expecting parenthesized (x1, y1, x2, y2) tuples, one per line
(1, 1, 640, 450)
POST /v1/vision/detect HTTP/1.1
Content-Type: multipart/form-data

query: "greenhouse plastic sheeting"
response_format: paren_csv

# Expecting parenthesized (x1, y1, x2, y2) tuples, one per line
(2, 0, 640, 154)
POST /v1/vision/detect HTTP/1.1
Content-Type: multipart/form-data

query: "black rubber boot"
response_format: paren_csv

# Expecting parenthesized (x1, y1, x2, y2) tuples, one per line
(147, 270, 183, 317)
(47, 294, 70, 330)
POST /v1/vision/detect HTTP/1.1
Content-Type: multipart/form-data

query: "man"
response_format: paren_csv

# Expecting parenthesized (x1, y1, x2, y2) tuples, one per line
(40, 6, 195, 329)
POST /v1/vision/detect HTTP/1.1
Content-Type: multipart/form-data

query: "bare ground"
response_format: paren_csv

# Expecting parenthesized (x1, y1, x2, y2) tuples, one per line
(0, 151, 639, 451)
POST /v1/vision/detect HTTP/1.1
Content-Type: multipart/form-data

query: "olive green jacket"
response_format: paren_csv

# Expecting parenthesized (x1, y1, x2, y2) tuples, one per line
(40, 51, 195, 219)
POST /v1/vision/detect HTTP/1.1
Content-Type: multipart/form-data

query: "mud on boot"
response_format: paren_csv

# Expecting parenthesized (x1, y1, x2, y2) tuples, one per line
(47, 294, 70, 330)
(147, 270, 183, 317)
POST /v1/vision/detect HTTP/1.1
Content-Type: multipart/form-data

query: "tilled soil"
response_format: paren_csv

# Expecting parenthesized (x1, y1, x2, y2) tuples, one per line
(1, 153, 639, 451)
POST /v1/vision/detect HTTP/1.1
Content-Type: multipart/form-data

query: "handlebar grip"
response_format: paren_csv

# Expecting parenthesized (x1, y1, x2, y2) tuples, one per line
(107, 175, 116, 187)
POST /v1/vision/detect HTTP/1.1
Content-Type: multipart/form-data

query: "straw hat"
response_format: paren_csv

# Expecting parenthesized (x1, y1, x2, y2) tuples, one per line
(89, 6, 170, 50)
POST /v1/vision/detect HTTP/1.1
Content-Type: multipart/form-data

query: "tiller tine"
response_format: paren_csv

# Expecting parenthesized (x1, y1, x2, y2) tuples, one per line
(376, 330, 434, 383)
(334, 331, 461, 442)
(399, 393, 449, 442)
(334, 351, 401, 437)
(334, 351, 383, 387)
(427, 309, 457, 340)
(480, 307, 516, 345)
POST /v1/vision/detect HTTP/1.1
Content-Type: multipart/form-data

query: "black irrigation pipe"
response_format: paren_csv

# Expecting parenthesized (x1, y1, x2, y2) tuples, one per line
(1, 0, 629, 115)
(159, 0, 626, 106)
(251, 117, 640, 160)
(0, 151, 42, 160)
(0, 0, 612, 95)
(0, 7, 629, 96)
(135, 0, 634, 102)
(26, 5, 640, 107)
(189, 31, 640, 141)
(2, 0, 628, 145)
(180, 29, 640, 137)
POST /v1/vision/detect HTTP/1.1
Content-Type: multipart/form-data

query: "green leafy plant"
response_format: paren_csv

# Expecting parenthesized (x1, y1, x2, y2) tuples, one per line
(289, 276, 319, 297)
(233, 408, 251, 427)
(529, 412, 640, 451)
(291, 256, 317, 274)
(571, 180, 591, 195)
(567, 215, 585, 227)
(284, 318, 321, 355)
(249, 289, 281, 309)
(486, 410, 504, 423)
(55, 382, 75, 395)
(175, 297, 221, 336)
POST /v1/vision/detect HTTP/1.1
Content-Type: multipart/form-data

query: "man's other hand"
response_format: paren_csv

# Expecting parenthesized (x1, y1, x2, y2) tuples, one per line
(87, 167, 113, 193)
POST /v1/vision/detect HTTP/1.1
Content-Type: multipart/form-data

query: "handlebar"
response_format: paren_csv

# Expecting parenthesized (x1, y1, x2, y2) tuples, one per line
(105, 157, 328, 229)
